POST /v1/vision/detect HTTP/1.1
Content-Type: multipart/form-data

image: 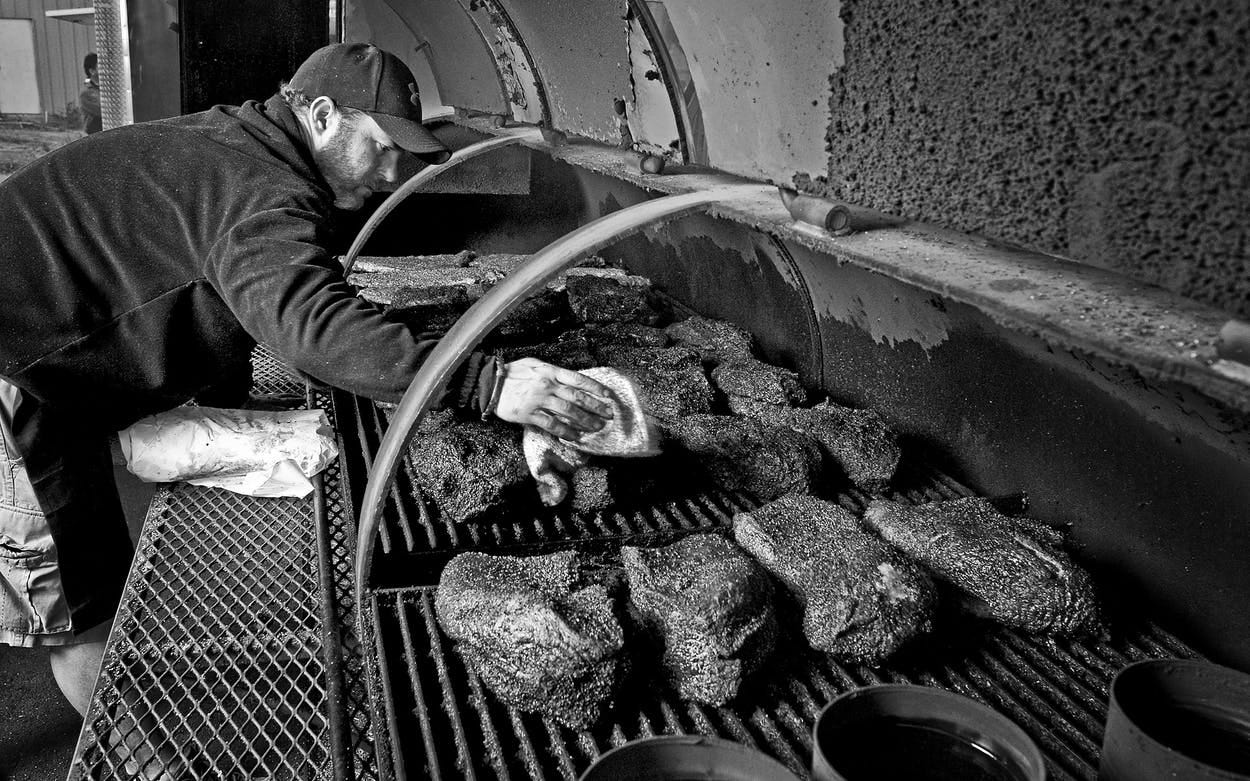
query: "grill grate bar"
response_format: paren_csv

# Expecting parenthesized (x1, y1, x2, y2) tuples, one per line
(372, 597, 410, 781)
(987, 636, 1108, 732)
(941, 662, 1089, 780)
(396, 603, 450, 781)
(417, 592, 482, 781)
(970, 648, 1103, 755)
(544, 719, 579, 781)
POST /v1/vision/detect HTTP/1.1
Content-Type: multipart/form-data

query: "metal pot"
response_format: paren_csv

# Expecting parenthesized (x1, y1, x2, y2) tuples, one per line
(812, 684, 1046, 781)
(1100, 658, 1250, 780)
(578, 735, 801, 781)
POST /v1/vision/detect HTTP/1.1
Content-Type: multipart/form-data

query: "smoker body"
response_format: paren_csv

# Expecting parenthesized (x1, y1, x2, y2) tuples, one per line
(67, 1, 1249, 778)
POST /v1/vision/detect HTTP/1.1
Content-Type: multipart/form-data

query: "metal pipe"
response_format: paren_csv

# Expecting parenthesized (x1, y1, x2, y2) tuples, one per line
(1217, 319, 1250, 366)
(340, 127, 543, 277)
(353, 184, 770, 617)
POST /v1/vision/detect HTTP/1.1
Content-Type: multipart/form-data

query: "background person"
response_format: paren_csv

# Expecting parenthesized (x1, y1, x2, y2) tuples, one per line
(79, 52, 101, 134)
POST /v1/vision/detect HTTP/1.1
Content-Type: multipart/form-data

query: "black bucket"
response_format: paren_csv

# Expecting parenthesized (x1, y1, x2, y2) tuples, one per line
(578, 735, 802, 781)
(1100, 658, 1250, 780)
(812, 684, 1046, 781)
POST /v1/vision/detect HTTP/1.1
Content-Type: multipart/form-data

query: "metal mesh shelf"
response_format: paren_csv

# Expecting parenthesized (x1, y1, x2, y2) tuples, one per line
(68, 346, 373, 780)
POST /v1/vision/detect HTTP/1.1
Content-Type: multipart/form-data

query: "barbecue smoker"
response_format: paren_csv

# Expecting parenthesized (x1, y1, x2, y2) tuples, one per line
(70, 1, 1250, 779)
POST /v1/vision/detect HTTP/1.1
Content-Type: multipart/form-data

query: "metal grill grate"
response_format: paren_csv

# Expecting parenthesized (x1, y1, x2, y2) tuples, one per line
(67, 346, 367, 780)
(353, 448, 1203, 781)
(340, 392, 747, 578)
(370, 587, 1196, 781)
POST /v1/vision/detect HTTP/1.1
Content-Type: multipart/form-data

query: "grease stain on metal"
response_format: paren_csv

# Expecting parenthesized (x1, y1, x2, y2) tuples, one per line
(808, 263, 951, 351)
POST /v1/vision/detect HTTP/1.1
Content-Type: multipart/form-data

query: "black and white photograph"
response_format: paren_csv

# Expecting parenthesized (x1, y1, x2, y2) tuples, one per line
(0, 1, 1248, 779)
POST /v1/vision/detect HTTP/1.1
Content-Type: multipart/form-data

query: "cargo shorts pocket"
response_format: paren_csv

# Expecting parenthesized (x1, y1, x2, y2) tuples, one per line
(0, 508, 69, 636)
(0, 438, 42, 515)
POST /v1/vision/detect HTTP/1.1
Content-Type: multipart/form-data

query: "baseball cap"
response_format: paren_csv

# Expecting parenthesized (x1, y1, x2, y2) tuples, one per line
(290, 42, 451, 164)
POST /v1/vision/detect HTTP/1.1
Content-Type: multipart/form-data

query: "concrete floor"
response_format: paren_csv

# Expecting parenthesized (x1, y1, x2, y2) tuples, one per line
(0, 468, 158, 781)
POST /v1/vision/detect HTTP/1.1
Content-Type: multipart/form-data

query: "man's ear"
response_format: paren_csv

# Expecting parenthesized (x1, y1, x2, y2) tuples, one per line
(308, 96, 338, 134)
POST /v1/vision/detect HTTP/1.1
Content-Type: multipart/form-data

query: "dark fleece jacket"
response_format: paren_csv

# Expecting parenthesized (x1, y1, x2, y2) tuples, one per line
(0, 96, 487, 631)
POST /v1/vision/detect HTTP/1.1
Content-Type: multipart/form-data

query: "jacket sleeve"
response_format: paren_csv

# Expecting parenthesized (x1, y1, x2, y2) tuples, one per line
(204, 204, 489, 408)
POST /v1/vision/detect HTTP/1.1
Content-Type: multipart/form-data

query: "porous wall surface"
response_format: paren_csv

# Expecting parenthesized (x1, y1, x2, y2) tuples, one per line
(822, 0, 1250, 318)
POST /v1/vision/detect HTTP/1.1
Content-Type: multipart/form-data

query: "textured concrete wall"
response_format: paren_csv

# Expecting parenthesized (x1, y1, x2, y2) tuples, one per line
(821, 0, 1250, 318)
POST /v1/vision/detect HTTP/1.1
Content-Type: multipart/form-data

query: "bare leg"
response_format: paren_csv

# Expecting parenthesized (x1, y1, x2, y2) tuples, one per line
(52, 619, 185, 779)
(49, 619, 112, 716)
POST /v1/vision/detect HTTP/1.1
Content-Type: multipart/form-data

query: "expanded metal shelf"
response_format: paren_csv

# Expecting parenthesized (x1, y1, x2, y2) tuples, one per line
(68, 347, 378, 780)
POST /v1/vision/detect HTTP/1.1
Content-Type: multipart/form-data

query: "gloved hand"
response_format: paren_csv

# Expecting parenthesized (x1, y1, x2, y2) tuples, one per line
(493, 357, 615, 440)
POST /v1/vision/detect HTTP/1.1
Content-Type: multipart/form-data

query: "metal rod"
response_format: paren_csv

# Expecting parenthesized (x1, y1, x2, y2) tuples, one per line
(353, 185, 770, 618)
(340, 128, 543, 277)
(312, 430, 353, 780)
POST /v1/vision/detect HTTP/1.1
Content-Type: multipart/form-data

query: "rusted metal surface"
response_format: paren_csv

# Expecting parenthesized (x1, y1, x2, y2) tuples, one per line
(659, 0, 841, 183)
(346, 0, 506, 115)
(458, 0, 547, 124)
(494, 0, 631, 144)
(624, 1, 692, 163)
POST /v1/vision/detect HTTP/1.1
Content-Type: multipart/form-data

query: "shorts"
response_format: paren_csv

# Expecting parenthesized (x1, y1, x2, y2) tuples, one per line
(0, 378, 74, 646)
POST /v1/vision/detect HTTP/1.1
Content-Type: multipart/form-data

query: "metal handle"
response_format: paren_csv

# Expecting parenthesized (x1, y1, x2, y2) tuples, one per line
(340, 128, 543, 277)
(353, 184, 771, 615)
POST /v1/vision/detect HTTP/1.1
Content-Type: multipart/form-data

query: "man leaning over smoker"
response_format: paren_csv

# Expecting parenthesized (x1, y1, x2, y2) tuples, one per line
(0, 42, 613, 723)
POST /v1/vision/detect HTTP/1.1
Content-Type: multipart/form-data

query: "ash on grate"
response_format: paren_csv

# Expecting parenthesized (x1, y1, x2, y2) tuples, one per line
(733, 494, 936, 664)
(862, 497, 1103, 636)
(622, 533, 777, 705)
(434, 549, 627, 728)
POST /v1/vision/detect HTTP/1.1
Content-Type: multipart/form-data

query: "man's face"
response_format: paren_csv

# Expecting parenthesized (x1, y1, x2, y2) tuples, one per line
(312, 109, 402, 211)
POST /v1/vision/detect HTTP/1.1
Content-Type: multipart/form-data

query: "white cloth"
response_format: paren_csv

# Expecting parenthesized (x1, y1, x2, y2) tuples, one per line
(522, 367, 660, 505)
(119, 407, 339, 498)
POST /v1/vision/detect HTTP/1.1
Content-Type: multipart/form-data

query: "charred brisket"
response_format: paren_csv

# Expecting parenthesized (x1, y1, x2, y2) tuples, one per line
(594, 346, 715, 423)
(862, 497, 1102, 636)
(667, 414, 822, 500)
(402, 411, 530, 524)
(711, 360, 808, 407)
(622, 534, 776, 705)
(732, 399, 900, 492)
(664, 316, 756, 365)
(435, 550, 626, 728)
(564, 268, 662, 325)
(733, 495, 936, 663)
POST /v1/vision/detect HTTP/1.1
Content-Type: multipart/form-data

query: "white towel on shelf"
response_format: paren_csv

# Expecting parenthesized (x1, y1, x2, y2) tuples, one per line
(119, 406, 339, 498)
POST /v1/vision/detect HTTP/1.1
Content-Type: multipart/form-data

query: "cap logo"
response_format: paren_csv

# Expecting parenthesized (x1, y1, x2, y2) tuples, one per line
(408, 82, 421, 108)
